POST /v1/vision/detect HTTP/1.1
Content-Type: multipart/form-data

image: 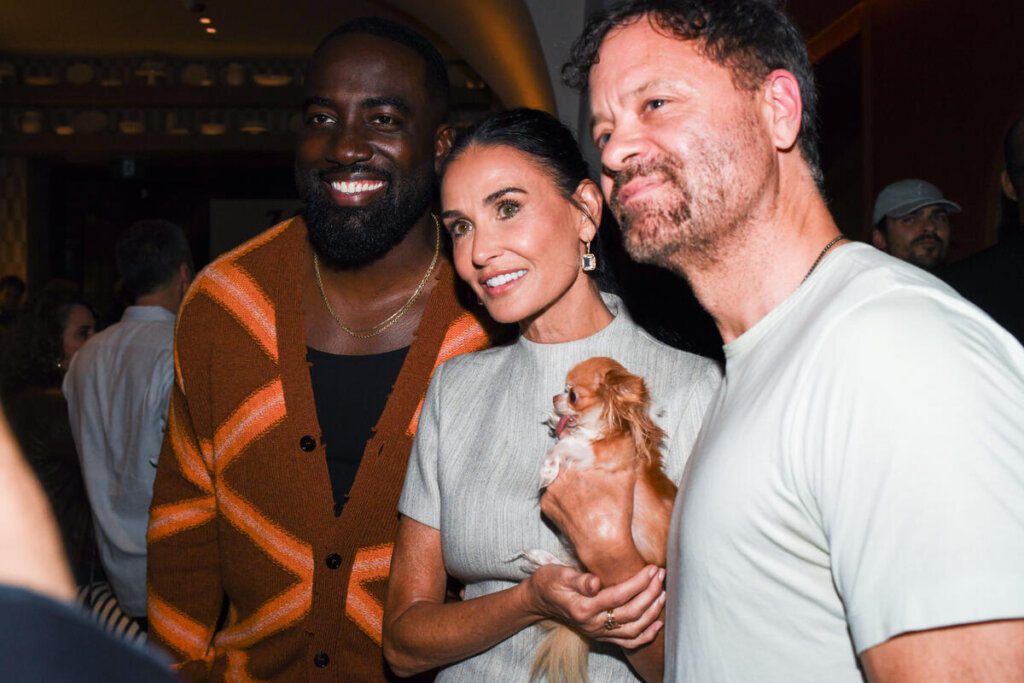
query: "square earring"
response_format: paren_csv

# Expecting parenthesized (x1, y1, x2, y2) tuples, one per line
(581, 241, 597, 272)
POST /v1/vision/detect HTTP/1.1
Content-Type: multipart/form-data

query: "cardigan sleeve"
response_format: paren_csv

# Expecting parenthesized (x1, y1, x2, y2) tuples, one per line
(146, 292, 222, 681)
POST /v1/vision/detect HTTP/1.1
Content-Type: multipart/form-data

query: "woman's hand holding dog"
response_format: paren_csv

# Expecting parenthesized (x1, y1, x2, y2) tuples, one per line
(540, 463, 668, 681)
(524, 562, 666, 649)
(541, 464, 644, 583)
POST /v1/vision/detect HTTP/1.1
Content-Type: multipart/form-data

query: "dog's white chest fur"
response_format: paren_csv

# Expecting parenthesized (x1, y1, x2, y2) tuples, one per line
(539, 430, 598, 489)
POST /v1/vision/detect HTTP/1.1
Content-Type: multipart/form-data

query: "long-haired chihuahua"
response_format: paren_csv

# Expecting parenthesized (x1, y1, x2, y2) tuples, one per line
(525, 356, 676, 683)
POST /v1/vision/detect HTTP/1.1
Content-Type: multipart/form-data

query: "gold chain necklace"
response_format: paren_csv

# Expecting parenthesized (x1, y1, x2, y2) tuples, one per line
(313, 215, 441, 339)
(801, 234, 845, 284)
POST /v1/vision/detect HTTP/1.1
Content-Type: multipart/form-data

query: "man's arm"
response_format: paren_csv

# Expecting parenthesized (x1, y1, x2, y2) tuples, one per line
(147, 312, 222, 681)
(862, 620, 1024, 683)
(810, 295, 1024, 680)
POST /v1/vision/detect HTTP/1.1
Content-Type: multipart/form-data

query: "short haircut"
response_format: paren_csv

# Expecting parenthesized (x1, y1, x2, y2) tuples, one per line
(115, 220, 193, 299)
(312, 17, 450, 119)
(563, 0, 822, 187)
(1005, 114, 1024, 195)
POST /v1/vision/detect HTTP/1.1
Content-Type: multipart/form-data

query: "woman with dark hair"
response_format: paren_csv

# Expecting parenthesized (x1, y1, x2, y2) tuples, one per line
(0, 286, 98, 585)
(384, 109, 720, 681)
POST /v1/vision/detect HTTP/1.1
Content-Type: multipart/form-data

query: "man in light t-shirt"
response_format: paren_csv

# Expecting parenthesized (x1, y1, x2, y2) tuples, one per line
(557, 0, 1024, 680)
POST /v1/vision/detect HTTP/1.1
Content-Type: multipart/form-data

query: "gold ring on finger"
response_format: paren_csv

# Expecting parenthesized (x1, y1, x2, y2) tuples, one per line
(603, 609, 620, 631)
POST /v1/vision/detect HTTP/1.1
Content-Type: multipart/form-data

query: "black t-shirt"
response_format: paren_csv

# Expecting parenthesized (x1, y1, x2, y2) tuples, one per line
(0, 586, 176, 682)
(306, 345, 409, 516)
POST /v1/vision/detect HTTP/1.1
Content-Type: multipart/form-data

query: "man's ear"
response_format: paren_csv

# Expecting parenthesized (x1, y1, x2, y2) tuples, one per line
(762, 69, 802, 152)
(1002, 169, 1019, 202)
(871, 226, 888, 251)
(178, 263, 192, 295)
(572, 179, 603, 243)
(434, 124, 455, 170)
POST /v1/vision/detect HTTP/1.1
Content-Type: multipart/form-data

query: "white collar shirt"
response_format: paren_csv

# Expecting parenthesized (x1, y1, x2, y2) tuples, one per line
(63, 305, 177, 617)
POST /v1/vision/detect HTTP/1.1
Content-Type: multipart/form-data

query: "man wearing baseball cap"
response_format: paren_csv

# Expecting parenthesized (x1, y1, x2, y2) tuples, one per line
(872, 178, 961, 270)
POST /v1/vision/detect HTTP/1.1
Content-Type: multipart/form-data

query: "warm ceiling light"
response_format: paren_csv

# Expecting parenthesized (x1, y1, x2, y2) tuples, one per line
(206, 27, 217, 34)
(199, 17, 211, 24)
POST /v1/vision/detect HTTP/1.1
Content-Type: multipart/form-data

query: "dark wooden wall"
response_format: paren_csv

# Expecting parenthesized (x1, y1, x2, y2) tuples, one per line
(792, 0, 1024, 259)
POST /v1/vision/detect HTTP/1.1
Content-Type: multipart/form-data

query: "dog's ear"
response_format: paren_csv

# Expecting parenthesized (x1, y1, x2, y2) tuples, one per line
(601, 367, 645, 424)
(602, 368, 665, 468)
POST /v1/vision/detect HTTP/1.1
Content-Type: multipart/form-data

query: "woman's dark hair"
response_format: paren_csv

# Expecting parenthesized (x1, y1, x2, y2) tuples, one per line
(0, 288, 92, 392)
(443, 108, 616, 291)
(563, 0, 822, 189)
(445, 108, 592, 204)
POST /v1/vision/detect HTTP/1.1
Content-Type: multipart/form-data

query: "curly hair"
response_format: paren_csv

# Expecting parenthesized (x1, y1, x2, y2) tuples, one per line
(563, 0, 822, 187)
(0, 288, 92, 392)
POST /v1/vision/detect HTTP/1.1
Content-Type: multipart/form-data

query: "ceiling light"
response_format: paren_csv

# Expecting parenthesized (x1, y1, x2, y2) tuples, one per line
(206, 27, 217, 34)
(199, 17, 211, 24)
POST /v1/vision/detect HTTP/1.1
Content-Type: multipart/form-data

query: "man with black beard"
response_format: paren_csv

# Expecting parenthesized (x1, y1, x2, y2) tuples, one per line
(147, 18, 500, 682)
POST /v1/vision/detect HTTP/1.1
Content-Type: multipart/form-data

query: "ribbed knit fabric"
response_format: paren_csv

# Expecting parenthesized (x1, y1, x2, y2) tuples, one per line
(147, 217, 498, 681)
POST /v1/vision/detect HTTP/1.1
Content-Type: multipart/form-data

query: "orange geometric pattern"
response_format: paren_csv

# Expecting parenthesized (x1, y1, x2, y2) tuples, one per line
(172, 221, 289, 390)
(210, 381, 313, 649)
(224, 649, 264, 683)
(149, 400, 215, 543)
(153, 248, 313, 675)
(148, 498, 215, 543)
(345, 543, 393, 645)
(198, 262, 278, 364)
(212, 380, 287, 473)
(407, 313, 492, 436)
(150, 592, 215, 664)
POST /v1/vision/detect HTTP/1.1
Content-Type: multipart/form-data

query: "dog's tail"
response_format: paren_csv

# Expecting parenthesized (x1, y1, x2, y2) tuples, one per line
(530, 620, 589, 683)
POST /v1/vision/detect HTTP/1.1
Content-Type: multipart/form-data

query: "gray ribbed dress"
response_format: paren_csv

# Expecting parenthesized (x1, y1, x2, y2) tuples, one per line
(398, 295, 721, 681)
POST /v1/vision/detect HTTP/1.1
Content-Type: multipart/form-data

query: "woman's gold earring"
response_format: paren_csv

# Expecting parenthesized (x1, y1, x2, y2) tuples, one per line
(581, 241, 597, 272)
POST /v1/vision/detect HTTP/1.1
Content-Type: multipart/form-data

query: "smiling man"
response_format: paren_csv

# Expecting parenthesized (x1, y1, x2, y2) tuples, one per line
(146, 18, 499, 681)
(872, 179, 961, 270)
(564, 1, 1024, 681)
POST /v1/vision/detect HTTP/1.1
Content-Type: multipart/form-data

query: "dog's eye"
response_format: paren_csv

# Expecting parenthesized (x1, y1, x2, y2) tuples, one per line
(568, 389, 577, 403)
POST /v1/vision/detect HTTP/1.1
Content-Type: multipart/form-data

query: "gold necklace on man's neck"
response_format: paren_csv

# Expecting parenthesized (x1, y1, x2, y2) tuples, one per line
(801, 234, 845, 284)
(313, 215, 441, 339)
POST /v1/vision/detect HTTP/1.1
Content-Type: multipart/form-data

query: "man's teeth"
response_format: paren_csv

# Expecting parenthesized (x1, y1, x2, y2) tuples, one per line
(485, 270, 527, 288)
(331, 180, 385, 194)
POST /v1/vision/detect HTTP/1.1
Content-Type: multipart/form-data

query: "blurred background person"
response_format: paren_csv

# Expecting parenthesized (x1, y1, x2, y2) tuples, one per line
(0, 287, 98, 585)
(0, 275, 26, 333)
(64, 219, 193, 634)
(0, 400, 176, 681)
(871, 179, 961, 271)
(943, 114, 1024, 343)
